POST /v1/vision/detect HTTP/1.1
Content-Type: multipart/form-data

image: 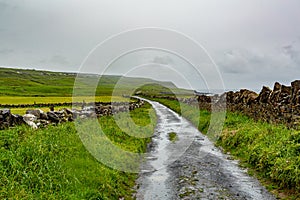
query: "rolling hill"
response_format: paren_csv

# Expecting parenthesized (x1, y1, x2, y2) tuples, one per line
(0, 67, 181, 97)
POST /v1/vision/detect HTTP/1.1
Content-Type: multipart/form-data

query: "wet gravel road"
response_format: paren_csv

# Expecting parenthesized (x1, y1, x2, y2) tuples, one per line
(135, 98, 276, 200)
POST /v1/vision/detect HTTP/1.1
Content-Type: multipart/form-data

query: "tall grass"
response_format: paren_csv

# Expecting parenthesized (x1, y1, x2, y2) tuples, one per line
(218, 112, 300, 198)
(0, 103, 156, 199)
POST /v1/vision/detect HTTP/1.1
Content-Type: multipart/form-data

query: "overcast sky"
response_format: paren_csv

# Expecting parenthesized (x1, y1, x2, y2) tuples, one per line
(1, 0, 300, 92)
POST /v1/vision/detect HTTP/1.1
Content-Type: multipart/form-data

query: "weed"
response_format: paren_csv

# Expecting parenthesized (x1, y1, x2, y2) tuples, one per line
(168, 132, 178, 142)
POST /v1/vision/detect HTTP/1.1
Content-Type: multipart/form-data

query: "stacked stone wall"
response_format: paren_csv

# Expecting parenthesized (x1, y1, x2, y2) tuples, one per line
(190, 80, 300, 128)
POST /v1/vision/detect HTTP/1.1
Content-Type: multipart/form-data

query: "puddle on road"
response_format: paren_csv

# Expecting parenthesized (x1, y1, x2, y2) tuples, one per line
(135, 98, 196, 199)
(135, 97, 275, 200)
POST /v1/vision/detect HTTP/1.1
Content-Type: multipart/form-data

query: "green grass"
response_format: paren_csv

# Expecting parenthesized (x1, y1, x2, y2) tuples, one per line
(134, 83, 193, 97)
(0, 102, 156, 199)
(150, 97, 300, 199)
(0, 67, 177, 97)
(218, 113, 300, 199)
(168, 132, 178, 142)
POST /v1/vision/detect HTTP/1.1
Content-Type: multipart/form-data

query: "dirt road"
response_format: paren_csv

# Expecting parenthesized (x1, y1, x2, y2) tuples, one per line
(135, 98, 275, 200)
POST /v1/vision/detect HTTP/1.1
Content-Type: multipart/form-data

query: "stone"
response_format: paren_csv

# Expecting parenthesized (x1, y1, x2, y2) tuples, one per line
(23, 114, 37, 122)
(65, 108, 74, 115)
(273, 82, 281, 91)
(23, 114, 38, 129)
(179, 80, 300, 128)
(26, 109, 41, 118)
(0, 99, 146, 129)
(281, 85, 292, 95)
(26, 121, 38, 129)
(0, 109, 12, 129)
(292, 80, 300, 94)
(47, 111, 60, 123)
(257, 86, 272, 103)
(11, 114, 25, 125)
(39, 111, 48, 120)
(291, 80, 300, 105)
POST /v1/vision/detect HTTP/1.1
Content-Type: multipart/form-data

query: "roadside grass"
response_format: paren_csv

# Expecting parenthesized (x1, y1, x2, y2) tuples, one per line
(218, 113, 300, 199)
(150, 97, 300, 199)
(0, 102, 156, 199)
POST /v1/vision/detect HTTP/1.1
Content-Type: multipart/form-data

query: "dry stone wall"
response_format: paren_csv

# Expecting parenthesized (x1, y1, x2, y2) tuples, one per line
(0, 100, 145, 130)
(192, 80, 300, 128)
(225, 80, 300, 128)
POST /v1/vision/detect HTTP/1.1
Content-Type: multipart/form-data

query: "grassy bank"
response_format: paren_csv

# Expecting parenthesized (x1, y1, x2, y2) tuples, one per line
(0, 103, 156, 199)
(151, 97, 300, 199)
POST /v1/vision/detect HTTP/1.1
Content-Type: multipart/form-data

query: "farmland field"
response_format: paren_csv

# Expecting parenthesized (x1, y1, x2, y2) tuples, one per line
(0, 96, 128, 105)
(0, 102, 156, 199)
(0, 96, 130, 115)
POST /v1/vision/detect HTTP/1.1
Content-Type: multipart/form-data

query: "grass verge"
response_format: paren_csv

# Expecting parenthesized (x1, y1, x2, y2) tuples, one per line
(0, 102, 156, 199)
(150, 97, 300, 199)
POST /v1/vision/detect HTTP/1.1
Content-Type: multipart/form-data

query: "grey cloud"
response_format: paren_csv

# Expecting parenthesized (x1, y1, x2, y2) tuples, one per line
(218, 50, 253, 74)
(282, 41, 300, 65)
(39, 55, 70, 66)
(49, 55, 69, 65)
(151, 56, 174, 65)
(218, 42, 300, 76)
(214, 43, 300, 91)
(0, 1, 8, 11)
(0, 0, 300, 90)
(0, 48, 13, 55)
(0, 1, 18, 13)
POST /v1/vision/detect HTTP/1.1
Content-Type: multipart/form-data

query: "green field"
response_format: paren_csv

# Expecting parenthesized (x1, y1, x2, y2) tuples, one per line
(5, 67, 298, 199)
(0, 67, 178, 97)
(0, 96, 128, 105)
(150, 97, 300, 199)
(0, 102, 156, 199)
(0, 96, 129, 115)
(0, 67, 190, 199)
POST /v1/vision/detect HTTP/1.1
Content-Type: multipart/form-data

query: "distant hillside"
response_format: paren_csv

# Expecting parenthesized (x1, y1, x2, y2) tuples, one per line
(0, 67, 178, 97)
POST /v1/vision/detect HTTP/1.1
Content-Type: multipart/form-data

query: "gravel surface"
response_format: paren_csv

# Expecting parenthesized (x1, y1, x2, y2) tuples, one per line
(134, 98, 276, 200)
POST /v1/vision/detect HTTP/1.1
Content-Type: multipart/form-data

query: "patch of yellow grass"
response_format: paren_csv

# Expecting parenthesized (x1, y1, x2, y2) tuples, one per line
(0, 96, 128, 105)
